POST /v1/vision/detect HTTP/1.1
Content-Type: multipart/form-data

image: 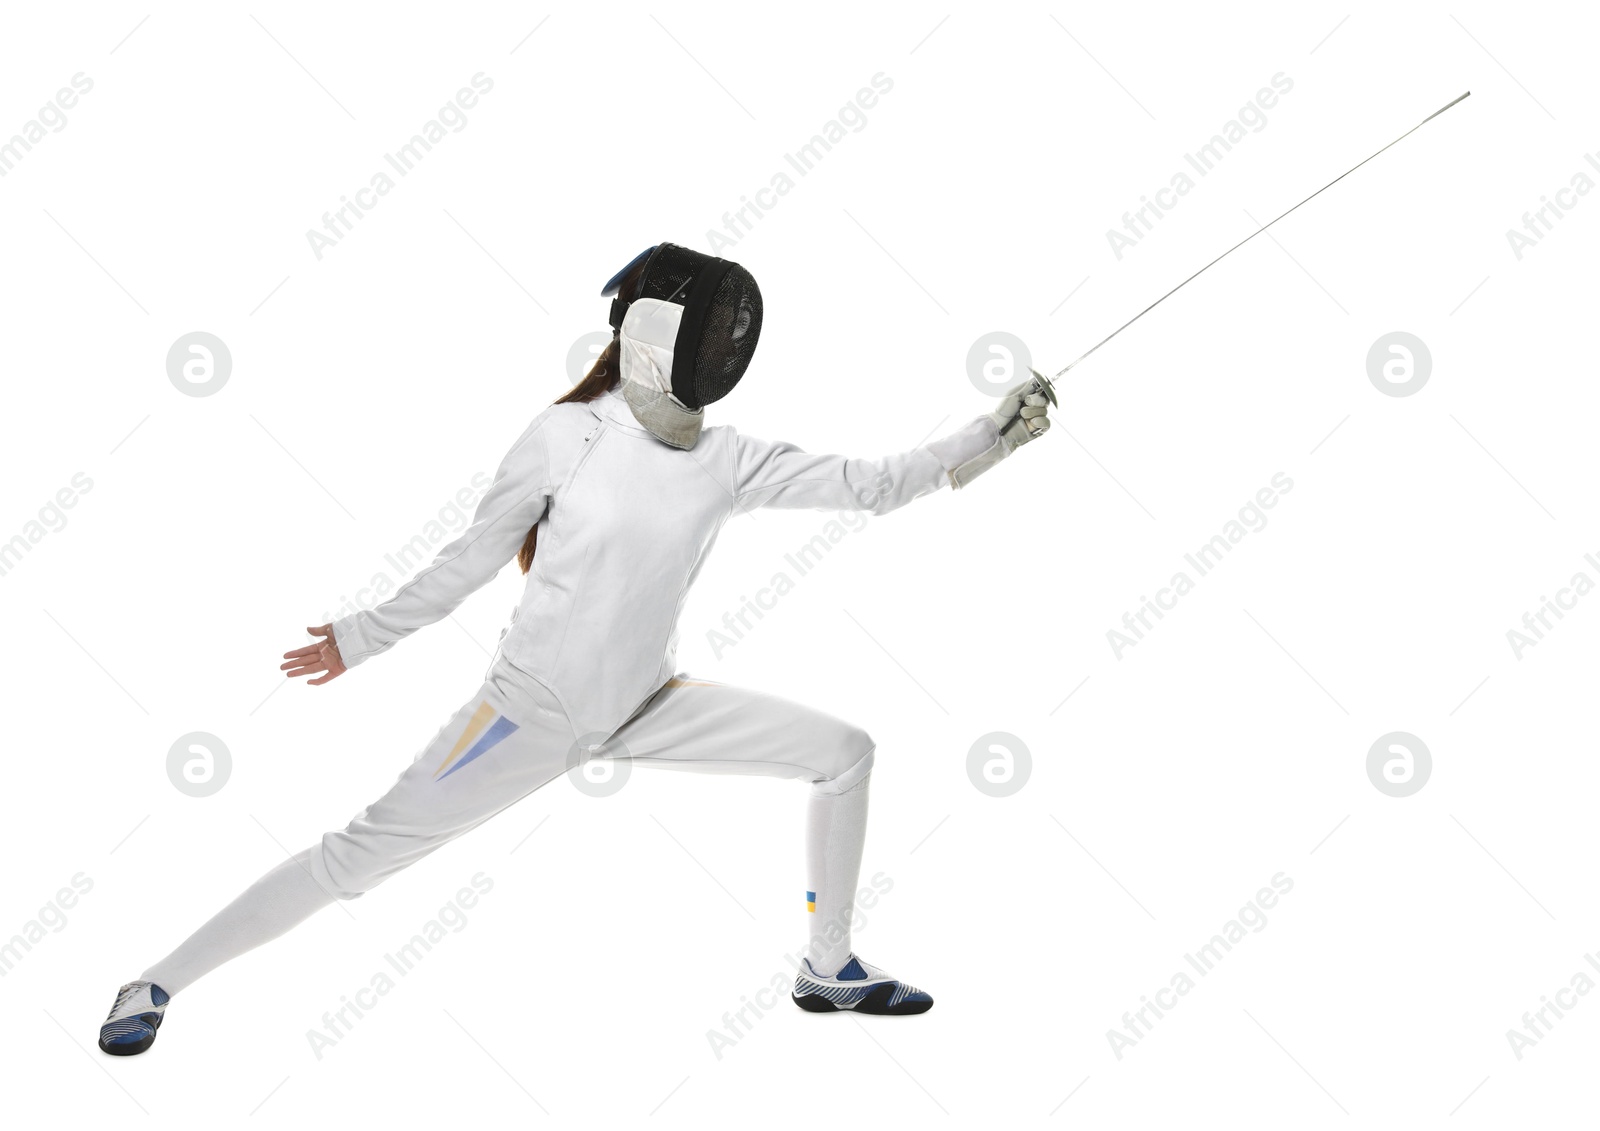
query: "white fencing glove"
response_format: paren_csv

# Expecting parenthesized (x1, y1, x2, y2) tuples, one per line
(944, 372, 1054, 488)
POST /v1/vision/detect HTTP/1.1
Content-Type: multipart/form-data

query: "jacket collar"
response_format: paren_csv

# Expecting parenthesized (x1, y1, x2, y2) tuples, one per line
(588, 382, 705, 448)
(587, 383, 640, 427)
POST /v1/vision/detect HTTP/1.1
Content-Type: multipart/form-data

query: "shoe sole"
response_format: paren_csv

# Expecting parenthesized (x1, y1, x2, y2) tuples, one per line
(99, 1032, 156, 1056)
(792, 983, 933, 1016)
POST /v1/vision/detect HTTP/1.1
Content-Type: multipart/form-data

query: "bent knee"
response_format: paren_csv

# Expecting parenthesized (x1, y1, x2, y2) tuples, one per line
(313, 830, 385, 901)
(812, 726, 875, 794)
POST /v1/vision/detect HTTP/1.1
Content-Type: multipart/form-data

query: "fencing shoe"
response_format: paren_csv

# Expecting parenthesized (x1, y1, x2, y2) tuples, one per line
(792, 955, 933, 1015)
(99, 980, 169, 1055)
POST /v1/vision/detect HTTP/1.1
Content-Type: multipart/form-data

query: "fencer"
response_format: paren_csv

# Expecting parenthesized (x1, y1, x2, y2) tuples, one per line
(98, 243, 1051, 1055)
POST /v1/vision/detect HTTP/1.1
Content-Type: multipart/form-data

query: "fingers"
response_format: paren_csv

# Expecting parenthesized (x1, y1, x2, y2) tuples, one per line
(285, 625, 335, 659)
(284, 626, 344, 683)
(283, 642, 340, 676)
(1013, 414, 1050, 440)
(1019, 395, 1051, 441)
(288, 655, 345, 683)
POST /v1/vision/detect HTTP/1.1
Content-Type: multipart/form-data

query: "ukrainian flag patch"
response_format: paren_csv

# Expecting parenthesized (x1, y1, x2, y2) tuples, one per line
(805, 890, 816, 912)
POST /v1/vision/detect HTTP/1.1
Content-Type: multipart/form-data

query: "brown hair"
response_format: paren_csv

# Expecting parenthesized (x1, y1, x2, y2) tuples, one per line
(515, 254, 648, 574)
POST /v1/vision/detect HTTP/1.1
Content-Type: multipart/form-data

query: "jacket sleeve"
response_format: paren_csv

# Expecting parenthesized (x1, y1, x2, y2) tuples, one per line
(732, 415, 1000, 514)
(330, 418, 552, 668)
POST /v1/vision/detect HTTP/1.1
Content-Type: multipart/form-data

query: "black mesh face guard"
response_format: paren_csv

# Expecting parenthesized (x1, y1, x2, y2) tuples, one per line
(686, 263, 761, 406)
(607, 242, 762, 409)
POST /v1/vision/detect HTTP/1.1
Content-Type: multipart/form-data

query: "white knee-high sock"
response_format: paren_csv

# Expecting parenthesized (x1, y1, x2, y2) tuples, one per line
(140, 847, 336, 996)
(804, 773, 869, 976)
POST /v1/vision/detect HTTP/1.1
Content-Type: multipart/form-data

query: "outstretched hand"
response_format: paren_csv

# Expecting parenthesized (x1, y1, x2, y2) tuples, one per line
(282, 624, 347, 686)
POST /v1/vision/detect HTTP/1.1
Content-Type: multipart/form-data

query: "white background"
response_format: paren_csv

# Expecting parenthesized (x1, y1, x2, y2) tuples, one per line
(0, 1, 1594, 1127)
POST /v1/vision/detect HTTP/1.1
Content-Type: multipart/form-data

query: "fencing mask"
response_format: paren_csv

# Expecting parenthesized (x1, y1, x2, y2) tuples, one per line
(601, 242, 763, 449)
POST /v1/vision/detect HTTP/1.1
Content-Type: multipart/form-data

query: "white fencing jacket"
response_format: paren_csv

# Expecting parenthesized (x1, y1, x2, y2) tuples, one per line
(331, 383, 1000, 738)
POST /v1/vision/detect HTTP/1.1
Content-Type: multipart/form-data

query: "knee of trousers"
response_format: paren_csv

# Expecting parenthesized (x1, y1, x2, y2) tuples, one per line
(809, 728, 875, 796)
(310, 826, 401, 901)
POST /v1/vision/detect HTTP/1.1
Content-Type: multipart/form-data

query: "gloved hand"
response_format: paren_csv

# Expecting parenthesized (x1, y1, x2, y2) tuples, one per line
(988, 375, 1052, 451)
(943, 372, 1054, 488)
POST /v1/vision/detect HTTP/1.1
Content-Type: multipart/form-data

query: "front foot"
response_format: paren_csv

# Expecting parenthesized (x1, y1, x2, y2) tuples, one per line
(791, 955, 933, 1016)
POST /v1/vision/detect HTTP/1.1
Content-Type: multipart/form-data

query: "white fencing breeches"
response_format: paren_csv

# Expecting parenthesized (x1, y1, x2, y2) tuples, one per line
(143, 660, 875, 994)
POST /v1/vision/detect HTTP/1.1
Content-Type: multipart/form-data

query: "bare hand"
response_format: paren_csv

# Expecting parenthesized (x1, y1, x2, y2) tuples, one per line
(282, 624, 347, 686)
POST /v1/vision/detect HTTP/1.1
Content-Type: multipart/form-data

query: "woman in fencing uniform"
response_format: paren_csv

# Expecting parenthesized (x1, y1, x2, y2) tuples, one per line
(97, 243, 1051, 1055)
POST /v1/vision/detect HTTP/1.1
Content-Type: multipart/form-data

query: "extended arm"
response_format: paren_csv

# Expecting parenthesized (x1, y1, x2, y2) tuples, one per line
(329, 418, 552, 668)
(733, 378, 1051, 513)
